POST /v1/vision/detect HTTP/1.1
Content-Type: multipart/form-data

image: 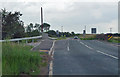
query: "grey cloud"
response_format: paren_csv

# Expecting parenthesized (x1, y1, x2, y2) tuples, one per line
(0, 2, 118, 33)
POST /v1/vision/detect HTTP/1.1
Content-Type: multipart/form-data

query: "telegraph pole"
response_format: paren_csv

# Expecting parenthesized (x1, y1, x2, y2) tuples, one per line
(85, 25, 86, 34)
(83, 25, 86, 38)
(41, 7, 43, 32)
(61, 26, 63, 33)
(110, 28, 112, 33)
(61, 26, 63, 37)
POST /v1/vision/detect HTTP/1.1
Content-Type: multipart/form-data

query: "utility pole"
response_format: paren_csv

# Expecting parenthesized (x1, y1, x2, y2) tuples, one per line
(61, 26, 63, 37)
(83, 25, 86, 38)
(61, 26, 63, 33)
(41, 7, 43, 32)
(85, 25, 86, 34)
(110, 28, 112, 33)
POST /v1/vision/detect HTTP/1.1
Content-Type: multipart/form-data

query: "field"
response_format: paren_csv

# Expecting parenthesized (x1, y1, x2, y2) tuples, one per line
(2, 42, 47, 75)
(108, 36, 120, 43)
(79, 34, 96, 40)
(79, 34, 120, 43)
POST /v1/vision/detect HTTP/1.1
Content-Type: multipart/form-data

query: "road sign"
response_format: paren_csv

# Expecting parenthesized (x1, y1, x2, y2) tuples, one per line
(108, 35, 113, 40)
(56, 30, 59, 37)
(91, 28, 96, 34)
(83, 30, 86, 34)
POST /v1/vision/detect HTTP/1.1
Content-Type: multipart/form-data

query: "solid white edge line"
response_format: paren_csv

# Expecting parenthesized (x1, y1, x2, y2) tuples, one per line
(49, 40, 56, 55)
(49, 40, 56, 76)
(49, 61, 53, 76)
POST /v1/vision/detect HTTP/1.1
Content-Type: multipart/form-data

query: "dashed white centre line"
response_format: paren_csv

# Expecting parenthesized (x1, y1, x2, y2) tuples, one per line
(80, 42, 93, 50)
(67, 41, 70, 51)
(96, 50, 118, 60)
(67, 46, 70, 51)
(79, 41, 118, 60)
(80, 42, 84, 45)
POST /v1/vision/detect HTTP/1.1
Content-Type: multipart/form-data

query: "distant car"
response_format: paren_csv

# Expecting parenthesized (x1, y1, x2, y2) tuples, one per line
(74, 36, 78, 39)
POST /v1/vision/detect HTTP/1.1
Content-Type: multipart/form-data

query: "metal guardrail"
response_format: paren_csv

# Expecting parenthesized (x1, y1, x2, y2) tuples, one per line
(0, 36, 42, 42)
(48, 37, 57, 40)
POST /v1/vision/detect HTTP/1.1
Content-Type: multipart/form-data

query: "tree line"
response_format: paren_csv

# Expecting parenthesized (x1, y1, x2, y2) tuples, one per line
(1, 9, 51, 40)
(1, 9, 78, 40)
(48, 30, 79, 37)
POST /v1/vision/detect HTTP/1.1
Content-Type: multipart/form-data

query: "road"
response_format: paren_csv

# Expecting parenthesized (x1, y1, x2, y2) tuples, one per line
(52, 38, 118, 75)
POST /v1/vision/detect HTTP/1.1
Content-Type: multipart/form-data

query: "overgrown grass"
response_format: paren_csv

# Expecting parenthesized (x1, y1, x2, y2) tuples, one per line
(2, 42, 46, 75)
(0, 42, 1, 76)
(19, 39, 38, 43)
(79, 34, 96, 40)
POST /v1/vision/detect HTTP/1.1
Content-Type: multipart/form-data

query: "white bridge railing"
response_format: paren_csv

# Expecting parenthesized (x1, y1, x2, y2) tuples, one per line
(0, 36, 42, 43)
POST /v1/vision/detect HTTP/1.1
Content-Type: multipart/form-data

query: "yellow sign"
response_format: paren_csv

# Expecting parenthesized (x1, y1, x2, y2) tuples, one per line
(108, 35, 112, 40)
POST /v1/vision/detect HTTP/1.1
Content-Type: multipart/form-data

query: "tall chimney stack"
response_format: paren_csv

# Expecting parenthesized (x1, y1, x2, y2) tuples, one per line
(41, 7, 43, 32)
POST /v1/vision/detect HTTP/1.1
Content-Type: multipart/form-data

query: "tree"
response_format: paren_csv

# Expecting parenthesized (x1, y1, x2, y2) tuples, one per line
(26, 25, 31, 32)
(1, 8, 25, 39)
(71, 32, 75, 36)
(48, 30, 56, 37)
(26, 23, 34, 32)
(29, 23, 33, 31)
(34, 23, 41, 32)
(40, 23, 50, 32)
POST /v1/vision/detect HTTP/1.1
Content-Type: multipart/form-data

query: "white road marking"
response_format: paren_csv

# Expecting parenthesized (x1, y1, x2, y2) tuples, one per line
(41, 40, 44, 41)
(80, 42, 84, 45)
(84, 45, 93, 50)
(87, 46, 93, 50)
(49, 61, 53, 75)
(49, 40, 56, 55)
(96, 50, 118, 60)
(31, 42, 41, 51)
(67, 46, 70, 51)
(67, 41, 70, 51)
(80, 42, 93, 50)
(49, 40, 56, 76)
(79, 41, 118, 60)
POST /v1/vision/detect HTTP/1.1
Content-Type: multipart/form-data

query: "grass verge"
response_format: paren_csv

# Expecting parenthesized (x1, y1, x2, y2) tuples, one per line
(107, 37, 120, 43)
(79, 34, 96, 40)
(2, 42, 46, 75)
(107, 39, 120, 43)
(80, 38, 96, 40)
(57, 37, 67, 40)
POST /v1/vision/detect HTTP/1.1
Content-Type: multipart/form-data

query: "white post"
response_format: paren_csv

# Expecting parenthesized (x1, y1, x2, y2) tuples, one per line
(32, 39, 34, 43)
(26, 40, 28, 44)
(18, 40, 19, 44)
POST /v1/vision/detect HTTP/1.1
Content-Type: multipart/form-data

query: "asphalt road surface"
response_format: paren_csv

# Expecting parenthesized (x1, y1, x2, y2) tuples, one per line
(53, 38, 118, 75)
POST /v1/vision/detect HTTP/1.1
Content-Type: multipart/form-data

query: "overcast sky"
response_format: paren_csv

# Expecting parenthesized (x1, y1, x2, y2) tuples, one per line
(0, 0, 118, 34)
